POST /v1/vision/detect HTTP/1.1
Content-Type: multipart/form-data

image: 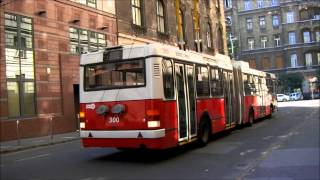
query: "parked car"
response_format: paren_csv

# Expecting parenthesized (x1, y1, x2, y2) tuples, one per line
(277, 94, 290, 102)
(289, 93, 303, 101)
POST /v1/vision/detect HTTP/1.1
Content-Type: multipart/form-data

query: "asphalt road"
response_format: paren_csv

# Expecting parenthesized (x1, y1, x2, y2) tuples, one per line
(1, 100, 319, 180)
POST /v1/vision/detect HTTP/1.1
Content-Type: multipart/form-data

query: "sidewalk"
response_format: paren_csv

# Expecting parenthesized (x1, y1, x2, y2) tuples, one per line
(0, 131, 80, 154)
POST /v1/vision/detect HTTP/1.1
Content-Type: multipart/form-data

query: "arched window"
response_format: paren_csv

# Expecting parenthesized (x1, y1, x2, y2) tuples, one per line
(217, 27, 224, 53)
(177, 9, 186, 49)
(156, 0, 165, 33)
(206, 23, 212, 48)
(132, 0, 143, 26)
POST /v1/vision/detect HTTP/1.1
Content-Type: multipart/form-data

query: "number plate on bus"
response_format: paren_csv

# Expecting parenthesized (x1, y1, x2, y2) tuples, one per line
(108, 116, 120, 124)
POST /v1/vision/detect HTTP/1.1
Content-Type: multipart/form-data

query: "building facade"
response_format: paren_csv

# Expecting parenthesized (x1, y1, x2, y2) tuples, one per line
(116, 0, 228, 55)
(225, 0, 320, 97)
(0, 0, 117, 141)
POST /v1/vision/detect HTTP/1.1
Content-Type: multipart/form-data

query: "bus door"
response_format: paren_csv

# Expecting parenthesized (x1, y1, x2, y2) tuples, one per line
(259, 78, 265, 117)
(223, 71, 235, 127)
(175, 63, 197, 142)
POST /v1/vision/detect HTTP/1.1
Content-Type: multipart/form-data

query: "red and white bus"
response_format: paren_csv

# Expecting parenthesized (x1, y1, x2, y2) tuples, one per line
(79, 44, 276, 149)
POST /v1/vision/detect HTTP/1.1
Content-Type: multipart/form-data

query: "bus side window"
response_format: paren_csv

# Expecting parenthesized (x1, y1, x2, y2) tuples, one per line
(196, 65, 210, 97)
(162, 59, 174, 99)
(210, 67, 223, 97)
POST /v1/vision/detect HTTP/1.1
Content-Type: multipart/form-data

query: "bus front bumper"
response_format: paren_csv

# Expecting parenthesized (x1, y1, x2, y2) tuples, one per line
(80, 129, 176, 149)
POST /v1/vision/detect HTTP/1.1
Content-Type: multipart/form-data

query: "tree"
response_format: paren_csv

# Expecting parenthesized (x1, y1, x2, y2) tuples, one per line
(278, 72, 304, 93)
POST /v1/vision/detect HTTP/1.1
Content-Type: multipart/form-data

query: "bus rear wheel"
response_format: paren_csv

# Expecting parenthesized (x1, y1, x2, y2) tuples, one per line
(248, 110, 254, 126)
(197, 120, 210, 147)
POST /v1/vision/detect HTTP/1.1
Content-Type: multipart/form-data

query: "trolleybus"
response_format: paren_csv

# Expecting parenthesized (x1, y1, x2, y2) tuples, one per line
(79, 44, 276, 149)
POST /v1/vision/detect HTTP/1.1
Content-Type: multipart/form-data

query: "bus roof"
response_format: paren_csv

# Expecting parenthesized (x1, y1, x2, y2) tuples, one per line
(80, 43, 232, 70)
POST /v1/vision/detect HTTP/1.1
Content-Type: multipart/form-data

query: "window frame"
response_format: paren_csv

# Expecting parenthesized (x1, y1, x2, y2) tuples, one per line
(83, 59, 146, 91)
(260, 36, 268, 48)
(286, 11, 294, 23)
(303, 30, 311, 43)
(4, 13, 37, 118)
(259, 16, 266, 29)
(272, 15, 279, 27)
(156, 0, 166, 34)
(79, 0, 97, 8)
(69, 27, 106, 54)
(196, 65, 210, 97)
(290, 54, 298, 68)
(246, 17, 253, 31)
(162, 58, 175, 100)
(305, 53, 312, 67)
(247, 37, 255, 50)
(288, 31, 296, 45)
(244, 0, 251, 10)
(131, 0, 144, 27)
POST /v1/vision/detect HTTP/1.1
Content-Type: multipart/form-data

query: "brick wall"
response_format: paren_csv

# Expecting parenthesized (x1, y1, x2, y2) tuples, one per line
(0, 0, 117, 141)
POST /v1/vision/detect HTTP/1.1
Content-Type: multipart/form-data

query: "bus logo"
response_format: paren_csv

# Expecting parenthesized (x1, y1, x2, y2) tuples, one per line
(86, 104, 95, 110)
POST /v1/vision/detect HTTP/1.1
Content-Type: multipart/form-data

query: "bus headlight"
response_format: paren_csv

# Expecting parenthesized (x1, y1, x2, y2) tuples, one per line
(147, 121, 160, 128)
(80, 122, 86, 129)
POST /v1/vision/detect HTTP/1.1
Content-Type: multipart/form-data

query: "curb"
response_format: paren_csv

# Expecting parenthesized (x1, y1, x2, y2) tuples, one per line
(0, 137, 80, 154)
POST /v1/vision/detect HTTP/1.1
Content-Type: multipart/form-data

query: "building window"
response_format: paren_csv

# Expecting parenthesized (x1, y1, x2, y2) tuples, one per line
(177, 9, 186, 49)
(259, 16, 266, 29)
(156, 0, 165, 33)
(288, 31, 296, 44)
(303, 30, 311, 43)
(290, 54, 297, 68)
(225, 0, 232, 8)
(69, 27, 106, 54)
(244, 0, 251, 10)
(246, 17, 253, 30)
(206, 23, 213, 48)
(262, 57, 270, 70)
(79, 0, 97, 8)
(286, 12, 294, 23)
(270, 0, 279, 6)
(132, 0, 143, 26)
(4, 13, 36, 117)
(274, 34, 280, 47)
(217, 28, 224, 53)
(249, 59, 257, 69)
(257, 0, 264, 8)
(315, 29, 320, 42)
(305, 53, 312, 67)
(247, 37, 255, 50)
(272, 15, 279, 27)
(260, 36, 268, 48)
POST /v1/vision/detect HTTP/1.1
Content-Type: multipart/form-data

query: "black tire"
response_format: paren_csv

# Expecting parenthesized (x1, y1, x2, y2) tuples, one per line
(248, 109, 254, 126)
(197, 120, 210, 147)
(267, 106, 273, 119)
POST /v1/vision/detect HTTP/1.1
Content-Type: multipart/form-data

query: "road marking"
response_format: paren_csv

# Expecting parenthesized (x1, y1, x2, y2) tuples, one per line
(240, 149, 256, 156)
(15, 153, 50, 162)
(262, 136, 274, 140)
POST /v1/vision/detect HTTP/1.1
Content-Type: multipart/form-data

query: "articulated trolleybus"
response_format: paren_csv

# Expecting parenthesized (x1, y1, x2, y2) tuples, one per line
(79, 44, 276, 149)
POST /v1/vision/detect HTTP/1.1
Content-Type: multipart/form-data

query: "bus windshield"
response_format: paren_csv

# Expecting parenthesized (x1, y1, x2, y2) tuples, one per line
(84, 59, 145, 91)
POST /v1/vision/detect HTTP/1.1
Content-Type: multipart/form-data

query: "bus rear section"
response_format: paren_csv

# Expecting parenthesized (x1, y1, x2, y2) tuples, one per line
(79, 52, 178, 149)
